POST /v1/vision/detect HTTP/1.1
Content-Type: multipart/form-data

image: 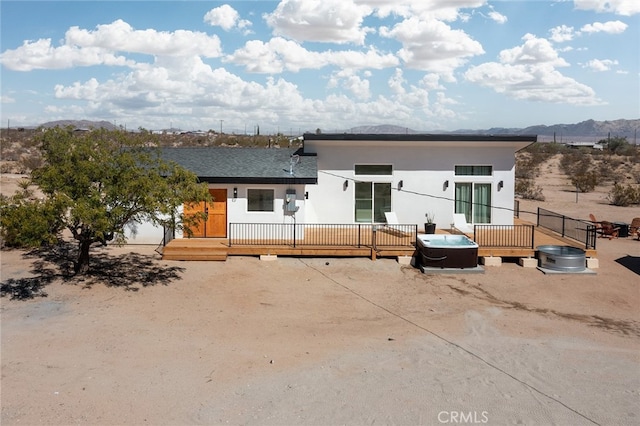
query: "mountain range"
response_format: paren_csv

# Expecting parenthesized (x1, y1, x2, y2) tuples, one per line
(36, 118, 639, 141)
(349, 119, 639, 141)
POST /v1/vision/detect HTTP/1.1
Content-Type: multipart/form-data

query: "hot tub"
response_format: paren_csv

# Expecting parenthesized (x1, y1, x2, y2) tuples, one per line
(416, 234, 479, 269)
(537, 245, 586, 272)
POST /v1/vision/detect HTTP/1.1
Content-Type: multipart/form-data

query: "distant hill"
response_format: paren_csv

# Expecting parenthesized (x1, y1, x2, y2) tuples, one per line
(347, 125, 423, 134)
(32, 118, 638, 141)
(454, 119, 639, 141)
(349, 119, 639, 141)
(39, 120, 118, 130)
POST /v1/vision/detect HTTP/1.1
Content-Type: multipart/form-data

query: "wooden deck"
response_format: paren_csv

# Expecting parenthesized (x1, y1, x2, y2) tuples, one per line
(162, 219, 596, 261)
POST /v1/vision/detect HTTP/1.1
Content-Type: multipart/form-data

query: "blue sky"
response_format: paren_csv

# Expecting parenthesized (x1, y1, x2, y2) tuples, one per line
(1, 0, 638, 133)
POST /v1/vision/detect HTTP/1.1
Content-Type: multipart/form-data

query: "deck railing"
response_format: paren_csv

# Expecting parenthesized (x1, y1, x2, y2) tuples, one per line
(537, 208, 597, 249)
(473, 224, 535, 248)
(229, 223, 418, 248)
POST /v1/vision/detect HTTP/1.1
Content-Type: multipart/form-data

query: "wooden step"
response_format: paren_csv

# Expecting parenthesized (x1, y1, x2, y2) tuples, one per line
(163, 252, 227, 261)
(161, 242, 228, 261)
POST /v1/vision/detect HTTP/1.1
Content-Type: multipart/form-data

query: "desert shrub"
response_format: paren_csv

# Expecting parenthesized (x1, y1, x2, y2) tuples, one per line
(19, 152, 43, 172)
(521, 142, 568, 167)
(515, 155, 539, 179)
(569, 156, 599, 192)
(515, 178, 545, 201)
(559, 150, 584, 174)
(607, 183, 640, 206)
(597, 161, 615, 182)
(571, 172, 598, 193)
(607, 156, 624, 169)
(0, 163, 15, 174)
(2, 148, 20, 162)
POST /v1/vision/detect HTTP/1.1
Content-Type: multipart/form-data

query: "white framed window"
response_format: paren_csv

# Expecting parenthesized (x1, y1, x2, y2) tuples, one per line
(353, 164, 392, 223)
(355, 182, 391, 223)
(355, 164, 393, 176)
(247, 189, 274, 212)
(454, 182, 492, 224)
(455, 165, 493, 176)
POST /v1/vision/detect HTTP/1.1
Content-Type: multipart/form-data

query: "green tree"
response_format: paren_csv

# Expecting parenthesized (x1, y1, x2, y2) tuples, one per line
(601, 136, 630, 155)
(0, 127, 210, 275)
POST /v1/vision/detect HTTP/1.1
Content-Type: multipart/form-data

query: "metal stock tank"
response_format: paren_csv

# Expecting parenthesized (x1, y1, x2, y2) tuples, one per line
(537, 245, 586, 272)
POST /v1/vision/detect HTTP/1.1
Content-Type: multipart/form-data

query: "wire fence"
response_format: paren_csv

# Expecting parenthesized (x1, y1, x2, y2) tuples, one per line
(537, 208, 597, 249)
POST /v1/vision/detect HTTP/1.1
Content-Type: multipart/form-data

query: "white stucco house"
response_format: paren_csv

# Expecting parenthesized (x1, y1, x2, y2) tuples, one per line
(125, 133, 537, 244)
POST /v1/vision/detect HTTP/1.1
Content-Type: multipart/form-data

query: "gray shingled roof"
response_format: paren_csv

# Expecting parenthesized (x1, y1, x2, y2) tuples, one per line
(160, 147, 317, 184)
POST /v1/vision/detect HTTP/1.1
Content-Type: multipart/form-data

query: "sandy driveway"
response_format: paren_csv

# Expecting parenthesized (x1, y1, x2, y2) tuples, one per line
(1, 159, 640, 425)
(2, 234, 639, 425)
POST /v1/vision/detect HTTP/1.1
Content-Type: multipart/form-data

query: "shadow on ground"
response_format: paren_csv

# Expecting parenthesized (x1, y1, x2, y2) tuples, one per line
(615, 255, 640, 276)
(1, 242, 185, 300)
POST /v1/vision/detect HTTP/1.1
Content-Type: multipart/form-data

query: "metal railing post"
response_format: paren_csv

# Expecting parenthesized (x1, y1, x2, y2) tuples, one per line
(530, 225, 535, 249)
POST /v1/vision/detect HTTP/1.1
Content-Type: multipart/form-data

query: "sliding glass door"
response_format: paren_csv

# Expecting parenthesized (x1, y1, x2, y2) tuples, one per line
(455, 183, 492, 224)
(355, 182, 391, 223)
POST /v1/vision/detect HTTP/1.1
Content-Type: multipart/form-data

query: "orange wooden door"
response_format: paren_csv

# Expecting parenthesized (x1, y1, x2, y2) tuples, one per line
(183, 200, 206, 238)
(183, 189, 227, 238)
(206, 188, 227, 237)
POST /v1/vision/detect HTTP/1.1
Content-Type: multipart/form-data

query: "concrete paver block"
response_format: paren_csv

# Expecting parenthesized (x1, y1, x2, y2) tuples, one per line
(480, 256, 502, 266)
(519, 257, 538, 268)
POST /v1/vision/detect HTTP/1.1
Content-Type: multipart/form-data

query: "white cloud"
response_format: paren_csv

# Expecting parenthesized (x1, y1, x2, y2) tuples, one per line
(583, 58, 619, 71)
(66, 20, 223, 57)
(550, 20, 626, 44)
(1, 95, 16, 104)
(380, 16, 484, 78)
(388, 68, 406, 95)
(465, 35, 603, 106)
(264, 0, 373, 45)
(499, 34, 569, 67)
(0, 20, 223, 71)
(574, 0, 640, 16)
(328, 70, 371, 100)
(367, 0, 487, 22)
(0, 38, 134, 71)
(580, 20, 628, 34)
(226, 38, 325, 73)
(488, 10, 508, 24)
(328, 47, 399, 69)
(549, 25, 576, 43)
(226, 37, 398, 73)
(204, 5, 252, 32)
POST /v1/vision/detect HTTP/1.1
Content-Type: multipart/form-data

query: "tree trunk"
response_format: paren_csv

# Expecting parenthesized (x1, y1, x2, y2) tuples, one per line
(75, 239, 92, 275)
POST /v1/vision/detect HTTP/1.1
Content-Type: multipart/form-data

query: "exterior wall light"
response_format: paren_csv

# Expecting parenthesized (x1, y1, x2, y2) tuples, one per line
(498, 181, 504, 191)
(443, 180, 449, 190)
(233, 187, 238, 198)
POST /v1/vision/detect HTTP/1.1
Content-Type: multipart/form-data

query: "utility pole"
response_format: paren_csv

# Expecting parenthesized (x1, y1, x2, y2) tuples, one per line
(219, 119, 224, 134)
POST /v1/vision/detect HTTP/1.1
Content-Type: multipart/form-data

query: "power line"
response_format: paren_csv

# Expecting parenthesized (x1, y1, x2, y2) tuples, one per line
(299, 258, 601, 426)
(319, 170, 556, 219)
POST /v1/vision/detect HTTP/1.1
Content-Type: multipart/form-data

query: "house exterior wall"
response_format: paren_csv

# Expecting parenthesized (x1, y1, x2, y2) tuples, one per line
(303, 140, 519, 229)
(125, 183, 307, 243)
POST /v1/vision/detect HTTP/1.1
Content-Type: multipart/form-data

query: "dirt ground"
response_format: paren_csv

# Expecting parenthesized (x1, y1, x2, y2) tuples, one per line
(1, 160, 639, 425)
